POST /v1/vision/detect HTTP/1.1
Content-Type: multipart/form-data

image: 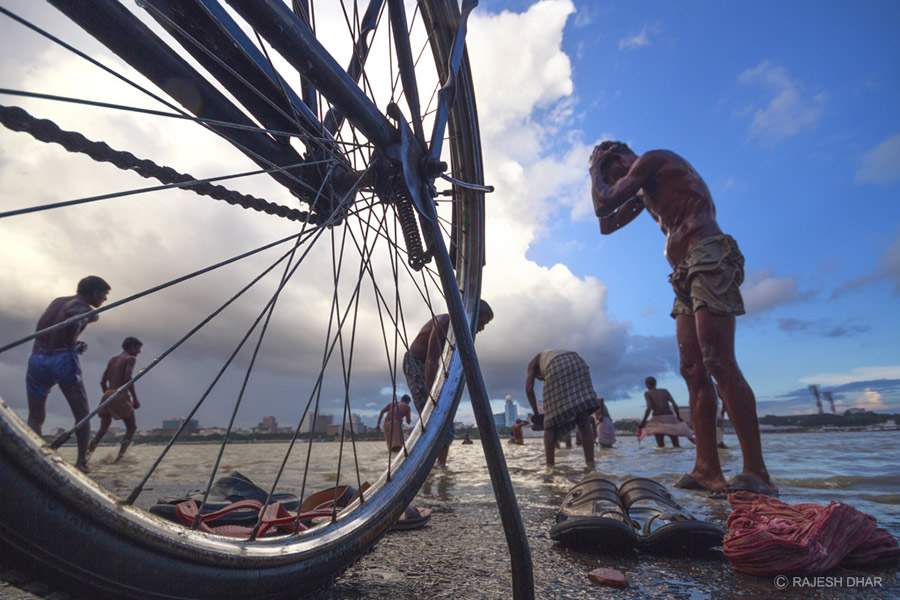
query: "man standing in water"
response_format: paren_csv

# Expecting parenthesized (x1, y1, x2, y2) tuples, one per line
(403, 299, 493, 466)
(639, 376, 693, 448)
(525, 350, 601, 467)
(589, 141, 777, 495)
(88, 336, 143, 463)
(375, 393, 412, 453)
(26, 275, 111, 473)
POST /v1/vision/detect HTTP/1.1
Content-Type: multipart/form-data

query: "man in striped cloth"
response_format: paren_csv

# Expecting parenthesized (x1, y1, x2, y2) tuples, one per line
(525, 350, 602, 466)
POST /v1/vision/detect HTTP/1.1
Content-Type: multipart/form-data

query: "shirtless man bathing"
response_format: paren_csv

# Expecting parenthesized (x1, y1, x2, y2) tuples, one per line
(589, 141, 777, 495)
(88, 336, 143, 463)
(26, 276, 110, 473)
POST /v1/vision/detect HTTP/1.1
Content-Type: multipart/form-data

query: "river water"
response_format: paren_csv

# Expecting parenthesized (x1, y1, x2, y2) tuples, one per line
(2, 431, 898, 599)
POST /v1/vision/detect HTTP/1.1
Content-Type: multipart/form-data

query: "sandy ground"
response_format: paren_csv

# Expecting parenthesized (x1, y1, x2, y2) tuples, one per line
(2, 494, 897, 600)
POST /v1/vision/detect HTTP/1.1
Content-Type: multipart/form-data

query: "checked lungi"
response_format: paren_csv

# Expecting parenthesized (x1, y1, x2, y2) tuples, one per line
(542, 352, 601, 435)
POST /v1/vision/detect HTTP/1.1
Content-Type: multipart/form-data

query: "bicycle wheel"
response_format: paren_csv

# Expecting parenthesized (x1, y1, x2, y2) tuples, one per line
(0, 0, 486, 598)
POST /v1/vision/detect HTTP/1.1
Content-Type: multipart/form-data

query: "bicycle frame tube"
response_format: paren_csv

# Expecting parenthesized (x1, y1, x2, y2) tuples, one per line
(227, 0, 396, 151)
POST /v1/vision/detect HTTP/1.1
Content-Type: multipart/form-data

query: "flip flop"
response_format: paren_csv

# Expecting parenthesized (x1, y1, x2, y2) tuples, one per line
(390, 506, 432, 531)
(174, 499, 304, 538)
(150, 471, 301, 525)
(300, 481, 371, 513)
(619, 477, 725, 553)
(549, 478, 638, 553)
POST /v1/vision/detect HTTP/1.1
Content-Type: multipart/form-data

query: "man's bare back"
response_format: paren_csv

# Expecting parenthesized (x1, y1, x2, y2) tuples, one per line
(590, 145, 722, 266)
(33, 295, 98, 352)
(408, 315, 450, 359)
(102, 353, 137, 391)
(644, 388, 675, 416)
(408, 314, 450, 388)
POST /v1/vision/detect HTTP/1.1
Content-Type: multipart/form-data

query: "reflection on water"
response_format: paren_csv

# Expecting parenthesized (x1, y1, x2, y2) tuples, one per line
(51, 432, 900, 599)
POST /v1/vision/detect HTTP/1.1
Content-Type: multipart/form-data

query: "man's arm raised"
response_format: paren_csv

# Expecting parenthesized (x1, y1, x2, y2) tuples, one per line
(599, 196, 644, 234)
(590, 150, 660, 232)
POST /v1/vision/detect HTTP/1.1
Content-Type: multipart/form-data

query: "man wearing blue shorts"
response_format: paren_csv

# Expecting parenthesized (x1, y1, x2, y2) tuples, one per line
(27, 276, 110, 473)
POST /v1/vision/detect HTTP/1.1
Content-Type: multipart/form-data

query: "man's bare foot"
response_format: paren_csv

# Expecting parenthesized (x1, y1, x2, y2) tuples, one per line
(75, 461, 90, 474)
(726, 473, 779, 496)
(673, 472, 727, 492)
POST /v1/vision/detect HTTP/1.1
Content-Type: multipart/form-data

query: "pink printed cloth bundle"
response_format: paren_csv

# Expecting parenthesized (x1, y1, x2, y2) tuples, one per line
(723, 491, 900, 576)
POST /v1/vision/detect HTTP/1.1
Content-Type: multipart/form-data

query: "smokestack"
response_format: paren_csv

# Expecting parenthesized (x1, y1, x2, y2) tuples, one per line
(808, 384, 823, 415)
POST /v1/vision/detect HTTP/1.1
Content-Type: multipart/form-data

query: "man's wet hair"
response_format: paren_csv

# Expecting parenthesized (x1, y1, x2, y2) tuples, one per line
(400, 394, 411, 404)
(645, 376, 657, 387)
(597, 140, 634, 156)
(596, 141, 636, 175)
(478, 299, 494, 323)
(77, 275, 110, 296)
(122, 336, 143, 350)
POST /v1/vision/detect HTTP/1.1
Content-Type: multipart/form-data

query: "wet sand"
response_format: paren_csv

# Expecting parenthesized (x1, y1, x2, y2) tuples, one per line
(317, 468, 897, 600)
(3, 433, 899, 599)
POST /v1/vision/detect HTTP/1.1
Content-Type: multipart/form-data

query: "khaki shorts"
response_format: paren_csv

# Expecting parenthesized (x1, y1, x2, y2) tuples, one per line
(669, 234, 746, 318)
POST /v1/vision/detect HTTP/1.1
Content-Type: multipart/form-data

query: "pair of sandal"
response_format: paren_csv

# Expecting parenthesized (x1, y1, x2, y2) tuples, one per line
(550, 477, 725, 553)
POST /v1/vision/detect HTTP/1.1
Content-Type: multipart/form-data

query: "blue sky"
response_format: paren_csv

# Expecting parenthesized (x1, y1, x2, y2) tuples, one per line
(465, 0, 900, 422)
(1, 0, 898, 430)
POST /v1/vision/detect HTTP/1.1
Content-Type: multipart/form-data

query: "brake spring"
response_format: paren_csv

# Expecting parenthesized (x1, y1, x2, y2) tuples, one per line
(392, 175, 431, 271)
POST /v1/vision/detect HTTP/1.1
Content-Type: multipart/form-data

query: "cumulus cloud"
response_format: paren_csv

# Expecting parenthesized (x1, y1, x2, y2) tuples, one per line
(741, 269, 800, 314)
(849, 389, 886, 411)
(737, 60, 825, 144)
(855, 133, 900, 185)
(0, 0, 683, 431)
(465, 0, 677, 405)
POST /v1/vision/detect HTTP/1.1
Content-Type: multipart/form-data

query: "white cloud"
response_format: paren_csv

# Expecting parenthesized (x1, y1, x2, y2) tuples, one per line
(737, 60, 825, 144)
(740, 269, 799, 314)
(1, 0, 680, 429)
(855, 133, 900, 185)
(619, 25, 650, 50)
(850, 389, 886, 411)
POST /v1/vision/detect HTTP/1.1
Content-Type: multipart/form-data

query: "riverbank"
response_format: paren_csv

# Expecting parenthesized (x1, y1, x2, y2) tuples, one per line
(4, 431, 898, 599)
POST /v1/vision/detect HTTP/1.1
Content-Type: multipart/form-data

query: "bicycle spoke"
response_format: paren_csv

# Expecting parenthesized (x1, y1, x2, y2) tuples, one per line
(0, 0, 495, 595)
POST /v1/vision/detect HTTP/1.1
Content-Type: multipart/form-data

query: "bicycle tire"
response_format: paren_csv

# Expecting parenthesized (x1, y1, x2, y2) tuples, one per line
(0, 0, 486, 598)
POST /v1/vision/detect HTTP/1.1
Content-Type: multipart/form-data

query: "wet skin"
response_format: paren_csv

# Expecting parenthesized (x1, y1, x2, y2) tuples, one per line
(590, 145, 776, 494)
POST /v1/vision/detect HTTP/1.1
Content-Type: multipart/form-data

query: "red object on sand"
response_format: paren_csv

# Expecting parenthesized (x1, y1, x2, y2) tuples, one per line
(723, 492, 900, 576)
(588, 567, 628, 588)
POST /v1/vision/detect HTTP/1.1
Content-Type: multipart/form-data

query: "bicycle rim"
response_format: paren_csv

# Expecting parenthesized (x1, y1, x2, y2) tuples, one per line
(0, 0, 485, 598)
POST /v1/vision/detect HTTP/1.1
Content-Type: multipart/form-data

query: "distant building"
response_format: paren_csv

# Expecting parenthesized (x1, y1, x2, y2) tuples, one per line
(162, 417, 199, 432)
(492, 413, 506, 428)
(302, 413, 333, 434)
(258, 416, 278, 433)
(346, 413, 366, 434)
(504, 395, 518, 427)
